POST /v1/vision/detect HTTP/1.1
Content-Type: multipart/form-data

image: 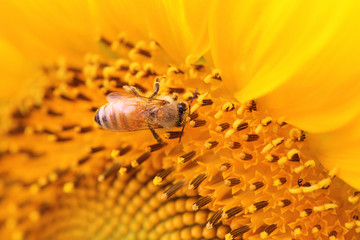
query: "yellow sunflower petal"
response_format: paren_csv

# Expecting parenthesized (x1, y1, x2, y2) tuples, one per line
(133, 0, 211, 64)
(0, 37, 44, 132)
(87, 0, 147, 41)
(0, 0, 98, 64)
(210, 0, 360, 132)
(309, 115, 360, 189)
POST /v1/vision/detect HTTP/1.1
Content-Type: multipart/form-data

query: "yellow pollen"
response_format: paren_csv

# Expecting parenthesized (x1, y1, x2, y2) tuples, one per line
(224, 129, 236, 139)
(153, 176, 163, 186)
(278, 156, 288, 165)
(305, 159, 316, 168)
(111, 149, 120, 160)
(214, 109, 223, 119)
(260, 231, 268, 239)
(225, 233, 233, 240)
(348, 195, 359, 204)
(63, 182, 74, 193)
(119, 167, 127, 176)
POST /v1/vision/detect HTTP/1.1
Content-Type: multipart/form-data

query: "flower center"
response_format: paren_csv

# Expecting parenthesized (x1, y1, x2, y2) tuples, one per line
(1, 34, 360, 240)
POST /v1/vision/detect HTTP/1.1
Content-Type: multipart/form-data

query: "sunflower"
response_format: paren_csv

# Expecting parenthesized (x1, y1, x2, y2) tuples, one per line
(1, 1, 360, 240)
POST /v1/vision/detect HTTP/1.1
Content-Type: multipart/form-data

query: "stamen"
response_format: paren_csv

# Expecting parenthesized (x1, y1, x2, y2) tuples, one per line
(255, 124, 263, 134)
(224, 129, 236, 138)
(68, 77, 85, 87)
(239, 152, 253, 160)
(161, 180, 185, 200)
(248, 100, 257, 112)
(265, 154, 279, 162)
(189, 112, 199, 120)
(47, 109, 63, 116)
(206, 209, 223, 229)
(246, 200, 269, 214)
(273, 177, 287, 186)
(313, 202, 338, 212)
(293, 225, 302, 237)
(145, 142, 166, 153)
(242, 134, 260, 142)
(250, 181, 264, 191)
(164, 131, 182, 139)
(166, 66, 184, 75)
(311, 225, 321, 234)
(293, 165, 305, 174)
(189, 173, 207, 190)
(222, 102, 235, 112)
(287, 149, 300, 162)
(225, 178, 241, 187)
(62, 124, 77, 131)
(76, 126, 93, 133)
(204, 141, 219, 150)
(260, 224, 277, 239)
(236, 122, 249, 132)
(216, 123, 230, 132)
(168, 87, 185, 94)
(97, 162, 121, 182)
(119, 145, 132, 156)
(300, 208, 313, 217)
(277, 118, 287, 126)
(90, 146, 105, 154)
(55, 136, 73, 142)
(225, 225, 251, 240)
(178, 151, 196, 164)
(189, 119, 206, 128)
(77, 93, 91, 102)
(99, 36, 112, 46)
(272, 137, 284, 146)
(329, 231, 337, 239)
(304, 159, 315, 168)
(278, 156, 288, 165)
(261, 143, 273, 154)
(77, 156, 90, 165)
(279, 199, 292, 207)
(261, 117, 272, 126)
(348, 192, 360, 204)
(193, 196, 212, 210)
(67, 66, 82, 73)
(328, 167, 338, 178)
(60, 94, 75, 102)
(214, 110, 224, 119)
(201, 99, 213, 106)
(131, 152, 151, 167)
(219, 163, 232, 171)
(153, 167, 174, 186)
(8, 124, 26, 135)
(227, 141, 241, 149)
(223, 206, 243, 219)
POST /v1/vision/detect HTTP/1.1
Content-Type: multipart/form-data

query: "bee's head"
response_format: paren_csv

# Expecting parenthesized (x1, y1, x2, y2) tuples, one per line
(176, 102, 188, 127)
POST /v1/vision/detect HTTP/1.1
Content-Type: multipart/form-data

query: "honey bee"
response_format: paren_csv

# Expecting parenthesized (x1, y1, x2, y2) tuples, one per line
(94, 78, 196, 143)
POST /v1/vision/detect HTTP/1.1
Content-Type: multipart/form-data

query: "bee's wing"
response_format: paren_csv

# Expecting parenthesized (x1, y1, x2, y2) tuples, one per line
(106, 91, 169, 104)
(106, 91, 134, 103)
(106, 93, 165, 131)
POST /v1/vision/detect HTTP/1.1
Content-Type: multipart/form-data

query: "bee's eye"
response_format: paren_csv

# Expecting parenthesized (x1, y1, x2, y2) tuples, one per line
(178, 102, 187, 115)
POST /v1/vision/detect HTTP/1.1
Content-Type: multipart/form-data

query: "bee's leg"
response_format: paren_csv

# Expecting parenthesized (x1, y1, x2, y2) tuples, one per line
(149, 127, 163, 143)
(124, 85, 141, 98)
(149, 77, 160, 99)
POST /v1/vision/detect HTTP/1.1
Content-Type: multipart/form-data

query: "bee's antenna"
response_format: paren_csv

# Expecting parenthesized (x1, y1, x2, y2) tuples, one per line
(178, 88, 198, 143)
